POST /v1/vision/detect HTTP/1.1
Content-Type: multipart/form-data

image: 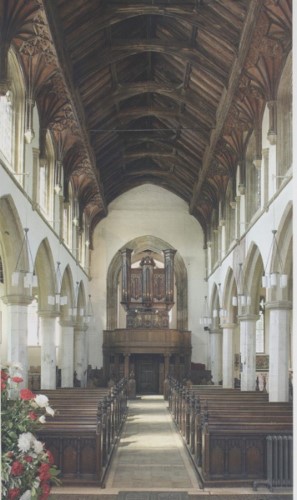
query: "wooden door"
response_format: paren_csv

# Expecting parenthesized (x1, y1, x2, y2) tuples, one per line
(135, 355, 159, 394)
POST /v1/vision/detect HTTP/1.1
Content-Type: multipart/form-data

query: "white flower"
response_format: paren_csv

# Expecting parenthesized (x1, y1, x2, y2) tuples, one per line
(35, 394, 49, 408)
(33, 478, 40, 489)
(33, 439, 44, 454)
(46, 405, 55, 416)
(18, 432, 34, 452)
(39, 415, 46, 424)
(7, 361, 23, 371)
(20, 490, 31, 500)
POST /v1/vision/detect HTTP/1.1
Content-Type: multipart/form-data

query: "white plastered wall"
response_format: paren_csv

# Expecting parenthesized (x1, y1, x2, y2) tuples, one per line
(89, 184, 208, 369)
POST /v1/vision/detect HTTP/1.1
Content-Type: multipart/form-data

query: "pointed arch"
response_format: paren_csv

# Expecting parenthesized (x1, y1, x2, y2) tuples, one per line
(244, 242, 264, 315)
(0, 195, 30, 296)
(106, 234, 188, 331)
(222, 266, 237, 324)
(34, 238, 56, 312)
(270, 201, 293, 302)
(60, 265, 75, 320)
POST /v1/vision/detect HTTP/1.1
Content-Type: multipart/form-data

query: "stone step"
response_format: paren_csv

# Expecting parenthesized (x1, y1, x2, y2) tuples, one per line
(49, 488, 293, 500)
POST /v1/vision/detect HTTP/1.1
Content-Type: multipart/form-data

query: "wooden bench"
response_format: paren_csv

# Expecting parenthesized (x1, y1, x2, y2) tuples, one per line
(168, 377, 293, 488)
(37, 380, 127, 486)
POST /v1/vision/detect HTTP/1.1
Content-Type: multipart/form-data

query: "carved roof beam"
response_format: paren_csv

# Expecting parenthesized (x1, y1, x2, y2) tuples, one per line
(42, 0, 107, 217)
(91, 82, 215, 127)
(75, 40, 229, 88)
(234, 89, 266, 166)
(0, 0, 41, 92)
(223, 128, 252, 192)
(105, 27, 119, 94)
(189, 0, 263, 214)
(77, 5, 241, 46)
(244, 6, 291, 147)
(116, 107, 210, 142)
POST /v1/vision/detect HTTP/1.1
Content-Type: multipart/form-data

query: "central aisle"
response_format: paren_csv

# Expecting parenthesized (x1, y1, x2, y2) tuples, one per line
(105, 395, 200, 490)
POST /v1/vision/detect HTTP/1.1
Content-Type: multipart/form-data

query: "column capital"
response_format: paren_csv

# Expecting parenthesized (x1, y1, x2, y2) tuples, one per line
(74, 324, 88, 334)
(209, 328, 222, 335)
(238, 313, 259, 322)
(1, 294, 33, 306)
(60, 319, 76, 328)
(38, 309, 60, 319)
(265, 300, 292, 311)
(222, 323, 237, 330)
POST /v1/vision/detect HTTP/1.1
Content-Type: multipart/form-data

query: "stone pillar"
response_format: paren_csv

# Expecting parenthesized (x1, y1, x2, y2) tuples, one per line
(4, 295, 31, 388)
(238, 188, 246, 237)
(124, 353, 130, 379)
(60, 319, 75, 388)
(219, 220, 226, 260)
(266, 301, 291, 402)
(39, 312, 58, 390)
(207, 241, 212, 276)
(164, 353, 170, 377)
(114, 354, 120, 380)
(74, 323, 88, 388)
(222, 323, 236, 388)
(239, 314, 258, 391)
(209, 328, 222, 384)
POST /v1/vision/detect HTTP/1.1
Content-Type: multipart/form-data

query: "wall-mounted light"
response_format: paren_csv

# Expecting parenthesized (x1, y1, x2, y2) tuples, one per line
(262, 230, 287, 289)
(48, 261, 67, 307)
(200, 296, 212, 329)
(11, 228, 37, 291)
(24, 56, 35, 144)
(232, 263, 251, 307)
(84, 294, 94, 324)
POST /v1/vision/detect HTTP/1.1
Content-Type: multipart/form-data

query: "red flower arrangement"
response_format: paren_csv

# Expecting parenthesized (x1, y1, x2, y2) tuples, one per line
(1, 364, 60, 499)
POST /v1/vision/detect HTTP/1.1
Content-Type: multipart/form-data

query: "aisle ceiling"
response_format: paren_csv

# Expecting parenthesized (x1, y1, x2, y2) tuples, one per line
(1, 0, 292, 243)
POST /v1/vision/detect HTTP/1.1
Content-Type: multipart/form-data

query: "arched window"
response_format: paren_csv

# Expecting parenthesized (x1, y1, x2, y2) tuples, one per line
(211, 210, 219, 267)
(245, 134, 261, 223)
(276, 52, 292, 184)
(39, 131, 54, 220)
(0, 49, 25, 177)
(225, 181, 236, 250)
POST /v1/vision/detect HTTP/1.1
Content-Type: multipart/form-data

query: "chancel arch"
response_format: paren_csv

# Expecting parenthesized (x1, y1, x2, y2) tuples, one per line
(106, 235, 188, 332)
(104, 234, 190, 392)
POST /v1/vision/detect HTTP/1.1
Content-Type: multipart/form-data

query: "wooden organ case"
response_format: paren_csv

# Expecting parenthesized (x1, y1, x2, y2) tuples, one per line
(103, 248, 191, 394)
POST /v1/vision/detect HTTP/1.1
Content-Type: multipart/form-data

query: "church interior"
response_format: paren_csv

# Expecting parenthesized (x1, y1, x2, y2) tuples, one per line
(0, 0, 293, 497)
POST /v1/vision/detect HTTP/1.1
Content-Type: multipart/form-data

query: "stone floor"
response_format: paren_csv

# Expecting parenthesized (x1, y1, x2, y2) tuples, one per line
(50, 395, 293, 499)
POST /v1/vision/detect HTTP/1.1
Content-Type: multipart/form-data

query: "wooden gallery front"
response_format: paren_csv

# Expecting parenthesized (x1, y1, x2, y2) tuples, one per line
(103, 248, 191, 394)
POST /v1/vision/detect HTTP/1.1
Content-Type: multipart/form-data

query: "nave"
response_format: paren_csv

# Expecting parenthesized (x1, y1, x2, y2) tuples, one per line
(49, 394, 292, 500)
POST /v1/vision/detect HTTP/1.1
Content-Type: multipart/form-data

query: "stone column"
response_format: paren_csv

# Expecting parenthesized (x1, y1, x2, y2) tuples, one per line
(164, 353, 170, 378)
(266, 301, 292, 402)
(4, 295, 31, 388)
(222, 323, 236, 388)
(239, 314, 258, 391)
(74, 323, 88, 388)
(39, 312, 58, 390)
(124, 353, 130, 379)
(60, 319, 75, 387)
(209, 328, 222, 384)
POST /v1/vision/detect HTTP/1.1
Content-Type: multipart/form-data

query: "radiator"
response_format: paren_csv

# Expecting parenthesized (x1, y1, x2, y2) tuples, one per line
(253, 434, 293, 491)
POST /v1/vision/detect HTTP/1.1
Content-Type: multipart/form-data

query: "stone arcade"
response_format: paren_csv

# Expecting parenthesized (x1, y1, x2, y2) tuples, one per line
(0, 0, 293, 496)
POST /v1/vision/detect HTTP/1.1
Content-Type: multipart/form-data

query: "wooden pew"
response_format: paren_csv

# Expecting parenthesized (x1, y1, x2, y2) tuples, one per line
(37, 380, 127, 486)
(168, 377, 293, 488)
